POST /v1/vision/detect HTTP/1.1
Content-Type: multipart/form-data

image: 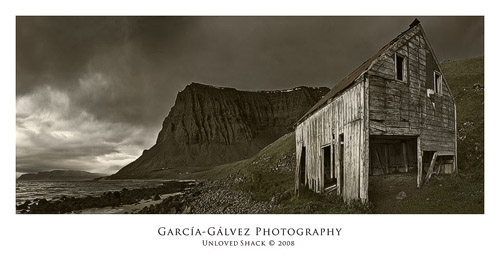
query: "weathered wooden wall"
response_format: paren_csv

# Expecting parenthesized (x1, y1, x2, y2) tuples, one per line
(367, 25, 457, 185)
(367, 25, 456, 152)
(295, 81, 369, 202)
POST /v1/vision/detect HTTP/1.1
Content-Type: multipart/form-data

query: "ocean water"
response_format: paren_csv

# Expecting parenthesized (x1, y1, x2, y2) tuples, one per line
(16, 180, 165, 206)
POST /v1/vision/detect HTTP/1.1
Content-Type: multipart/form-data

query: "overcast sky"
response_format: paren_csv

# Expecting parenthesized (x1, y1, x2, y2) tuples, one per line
(16, 16, 484, 175)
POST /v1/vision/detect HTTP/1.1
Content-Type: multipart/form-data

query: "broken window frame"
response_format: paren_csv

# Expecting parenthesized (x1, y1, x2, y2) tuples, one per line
(394, 53, 407, 82)
(434, 70, 443, 94)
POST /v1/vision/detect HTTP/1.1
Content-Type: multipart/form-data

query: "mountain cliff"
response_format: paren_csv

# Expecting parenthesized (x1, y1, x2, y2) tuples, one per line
(113, 82, 328, 178)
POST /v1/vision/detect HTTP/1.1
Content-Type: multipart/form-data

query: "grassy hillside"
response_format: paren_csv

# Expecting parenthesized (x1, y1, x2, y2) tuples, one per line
(441, 56, 484, 174)
(194, 132, 297, 200)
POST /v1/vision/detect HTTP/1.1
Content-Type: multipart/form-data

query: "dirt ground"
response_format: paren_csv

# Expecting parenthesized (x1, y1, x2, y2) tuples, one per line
(368, 172, 419, 213)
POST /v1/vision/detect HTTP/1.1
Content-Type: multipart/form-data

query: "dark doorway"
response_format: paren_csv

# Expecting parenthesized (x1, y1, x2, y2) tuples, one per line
(368, 136, 419, 212)
(299, 146, 306, 185)
(369, 136, 417, 176)
(322, 145, 336, 188)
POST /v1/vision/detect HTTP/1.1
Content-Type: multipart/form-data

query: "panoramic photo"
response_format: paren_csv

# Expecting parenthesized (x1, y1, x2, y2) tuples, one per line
(16, 16, 484, 214)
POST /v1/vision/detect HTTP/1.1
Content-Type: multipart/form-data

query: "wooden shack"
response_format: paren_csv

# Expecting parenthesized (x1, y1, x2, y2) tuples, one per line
(294, 19, 457, 203)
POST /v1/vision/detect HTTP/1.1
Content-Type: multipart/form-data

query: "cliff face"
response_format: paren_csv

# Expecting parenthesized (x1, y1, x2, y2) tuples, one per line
(114, 83, 328, 177)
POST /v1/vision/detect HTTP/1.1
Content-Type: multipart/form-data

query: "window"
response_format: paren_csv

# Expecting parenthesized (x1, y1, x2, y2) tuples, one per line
(395, 54, 407, 82)
(434, 71, 442, 94)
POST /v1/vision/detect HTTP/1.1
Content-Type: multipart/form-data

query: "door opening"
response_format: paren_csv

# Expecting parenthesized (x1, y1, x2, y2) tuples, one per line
(299, 146, 306, 185)
(322, 145, 336, 188)
(369, 136, 417, 175)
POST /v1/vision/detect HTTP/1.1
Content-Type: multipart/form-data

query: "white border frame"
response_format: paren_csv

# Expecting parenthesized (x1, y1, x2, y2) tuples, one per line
(2, 2, 497, 261)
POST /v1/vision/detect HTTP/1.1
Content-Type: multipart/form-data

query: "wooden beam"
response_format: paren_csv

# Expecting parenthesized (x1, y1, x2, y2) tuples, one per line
(360, 76, 370, 203)
(436, 151, 455, 156)
(325, 184, 337, 193)
(453, 103, 458, 176)
(384, 144, 390, 174)
(402, 141, 409, 172)
(295, 140, 303, 196)
(436, 160, 443, 175)
(370, 139, 402, 144)
(330, 140, 334, 180)
(320, 147, 324, 193)
(375, 148, 385, 175)
(424, 152, 438, 184)
(417, 136, 422, 188)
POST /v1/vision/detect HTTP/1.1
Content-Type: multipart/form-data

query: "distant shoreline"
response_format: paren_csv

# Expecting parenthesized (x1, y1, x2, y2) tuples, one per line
(17, 170, 108, 182)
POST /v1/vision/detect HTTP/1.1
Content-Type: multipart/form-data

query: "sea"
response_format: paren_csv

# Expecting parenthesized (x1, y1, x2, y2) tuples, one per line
(16, 180, 165, 206)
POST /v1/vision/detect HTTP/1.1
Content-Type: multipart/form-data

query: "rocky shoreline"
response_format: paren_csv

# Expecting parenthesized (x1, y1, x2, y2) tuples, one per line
(139, 177, 280, 214)
(16, 180, 197, 214)
(16, 175, 285, 214)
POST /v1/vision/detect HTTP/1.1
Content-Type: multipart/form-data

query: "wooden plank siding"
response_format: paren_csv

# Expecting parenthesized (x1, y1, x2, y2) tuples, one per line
(295, 81, 369, 202)
(367, 27, 456, 153)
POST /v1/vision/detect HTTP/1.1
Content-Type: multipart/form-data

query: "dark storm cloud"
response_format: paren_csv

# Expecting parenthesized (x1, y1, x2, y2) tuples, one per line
(16, 16, 484, 124)
(16, 16, 483, 174)
(17, 17, 130, 92)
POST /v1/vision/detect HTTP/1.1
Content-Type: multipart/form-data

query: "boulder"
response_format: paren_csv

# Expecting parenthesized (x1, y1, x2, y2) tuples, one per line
(396, 191, 407, 200)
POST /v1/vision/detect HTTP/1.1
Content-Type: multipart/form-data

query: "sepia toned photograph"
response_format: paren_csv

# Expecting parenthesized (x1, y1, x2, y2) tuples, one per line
(16, 16, 484, 214)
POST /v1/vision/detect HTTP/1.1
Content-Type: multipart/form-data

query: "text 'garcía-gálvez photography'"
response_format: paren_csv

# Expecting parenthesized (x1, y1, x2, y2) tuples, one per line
(158, 227, 342, 237)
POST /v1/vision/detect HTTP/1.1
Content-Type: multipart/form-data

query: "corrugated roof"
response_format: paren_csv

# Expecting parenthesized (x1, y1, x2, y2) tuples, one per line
(295, 19, 421, 125)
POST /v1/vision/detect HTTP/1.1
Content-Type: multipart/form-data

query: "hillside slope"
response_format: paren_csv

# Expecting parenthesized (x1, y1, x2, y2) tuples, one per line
(193, 131, 297, 199)
(440, 56, 484, 174)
